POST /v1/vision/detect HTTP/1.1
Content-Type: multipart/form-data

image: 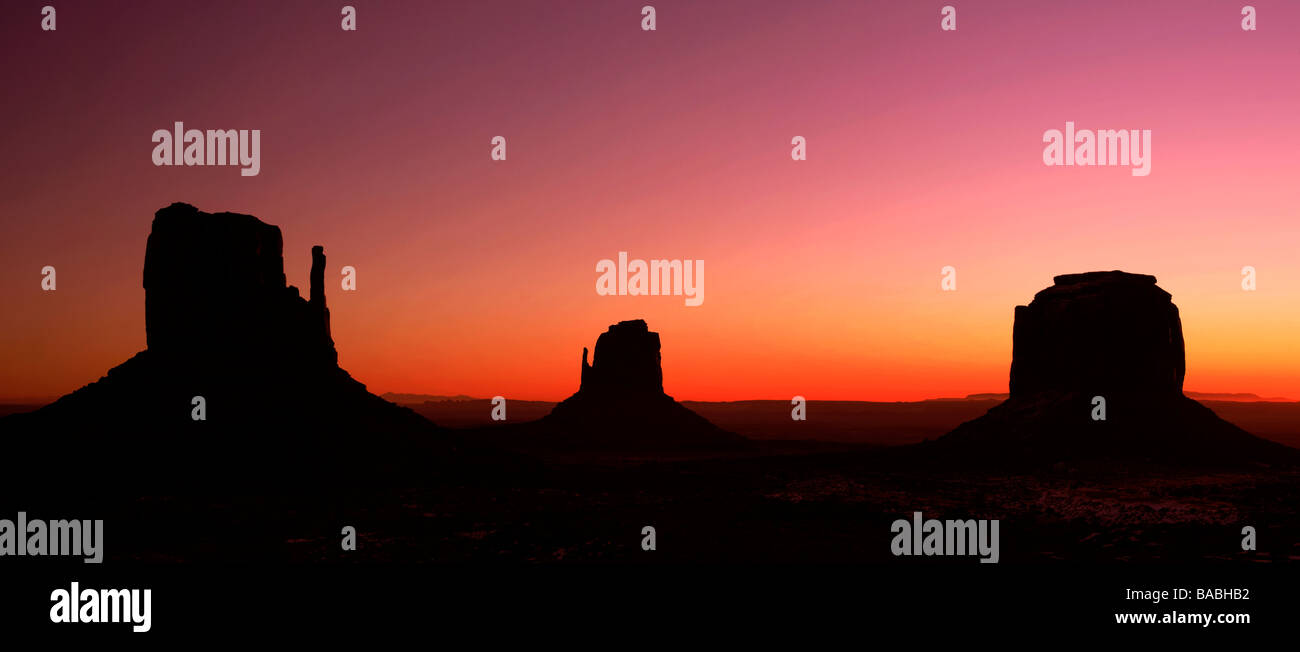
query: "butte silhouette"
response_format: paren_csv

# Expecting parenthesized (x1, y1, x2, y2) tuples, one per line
(929, 271, 1296, 467)
(495, 319, 748, 452)
(0, 203, 512, 492)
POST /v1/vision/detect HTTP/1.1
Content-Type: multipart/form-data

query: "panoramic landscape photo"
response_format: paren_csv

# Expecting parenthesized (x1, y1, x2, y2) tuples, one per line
(3, 1, 1299, 574)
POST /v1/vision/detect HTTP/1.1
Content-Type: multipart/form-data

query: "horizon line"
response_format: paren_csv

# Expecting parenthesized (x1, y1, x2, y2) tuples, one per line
(5, 389, 1296, 407)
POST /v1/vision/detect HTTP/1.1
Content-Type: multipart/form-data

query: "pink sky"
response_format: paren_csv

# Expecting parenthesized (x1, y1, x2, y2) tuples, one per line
(2, 1, 1300, 402)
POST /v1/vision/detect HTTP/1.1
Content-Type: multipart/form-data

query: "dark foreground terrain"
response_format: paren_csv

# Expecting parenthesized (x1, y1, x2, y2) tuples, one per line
(7, 392, 1299, 565)
(36, 448, 1294, 565)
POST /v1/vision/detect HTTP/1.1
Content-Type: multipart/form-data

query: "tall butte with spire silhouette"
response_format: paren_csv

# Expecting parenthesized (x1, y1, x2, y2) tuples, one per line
(142, 203, 337, 372)
(932, 271, 1295, 466)
(1, 203, 502, 491)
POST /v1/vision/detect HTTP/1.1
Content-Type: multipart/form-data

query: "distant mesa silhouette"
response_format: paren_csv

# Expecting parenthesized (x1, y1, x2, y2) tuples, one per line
(520, 319, 748, 452)
(932, 271, 1297, 466)
(2, 203, 512, 490)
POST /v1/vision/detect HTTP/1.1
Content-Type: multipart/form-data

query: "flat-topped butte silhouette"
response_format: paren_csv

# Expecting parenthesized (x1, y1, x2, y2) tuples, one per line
(1, 203, 514, 491)
(1009, 271, 1183, 397)
(932, 271, 1296, 466)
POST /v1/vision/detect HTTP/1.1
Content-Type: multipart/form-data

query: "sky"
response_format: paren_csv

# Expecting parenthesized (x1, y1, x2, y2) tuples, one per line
(3, 0, 1300, 402)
